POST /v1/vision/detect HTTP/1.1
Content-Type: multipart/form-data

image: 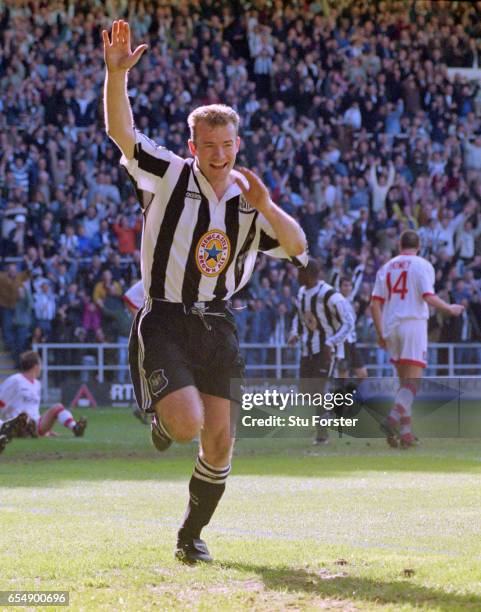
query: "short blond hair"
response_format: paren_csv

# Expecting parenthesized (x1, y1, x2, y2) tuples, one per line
(187, 104, 240, 141)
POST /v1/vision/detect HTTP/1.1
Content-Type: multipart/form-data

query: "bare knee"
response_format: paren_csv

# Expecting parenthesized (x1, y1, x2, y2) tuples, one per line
(154, 386, 203, 443)
(201, 429, 233, 466)
(172, 413, 202, 443)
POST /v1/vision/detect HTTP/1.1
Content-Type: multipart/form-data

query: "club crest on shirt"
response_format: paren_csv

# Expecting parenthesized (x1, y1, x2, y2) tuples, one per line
(196, 230, 231, 277)
(239, 194, 254, 213)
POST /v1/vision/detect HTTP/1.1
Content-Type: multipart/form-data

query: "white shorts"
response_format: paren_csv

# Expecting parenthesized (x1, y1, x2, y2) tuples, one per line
(385, 319, 428, 368)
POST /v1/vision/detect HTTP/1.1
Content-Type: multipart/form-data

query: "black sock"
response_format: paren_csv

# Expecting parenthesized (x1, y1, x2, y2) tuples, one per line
(177, 456, 231, 543)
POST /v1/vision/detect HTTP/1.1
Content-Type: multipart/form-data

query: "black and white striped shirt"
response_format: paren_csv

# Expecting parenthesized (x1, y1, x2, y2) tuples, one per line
(331, 263, 364, 343)
(291, 281, 354, 358)
(121, 130, 307, 303)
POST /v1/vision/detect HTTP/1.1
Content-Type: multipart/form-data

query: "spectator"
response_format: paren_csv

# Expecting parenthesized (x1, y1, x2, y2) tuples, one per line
(13, 285, 33, 365)
(93, 270, 122, 305)
(368, 161, 396, 213)
(82, 297, 102, 342)
(112, 215, 142, 255)
(97, 287, 133, 383)
(33, 281, 56, 340)
(0, 264, 30, 354)
(1, 0, 481, 375)
(59, 225, 80, 258)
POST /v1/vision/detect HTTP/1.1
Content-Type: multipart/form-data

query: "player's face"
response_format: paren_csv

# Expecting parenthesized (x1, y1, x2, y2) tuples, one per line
(189, 121, 240, 187)
(340, 281, 352, 297)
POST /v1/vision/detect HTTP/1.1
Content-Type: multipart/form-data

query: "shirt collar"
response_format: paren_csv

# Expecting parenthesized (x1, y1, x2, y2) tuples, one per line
(192, 159, 242, 203)
(305, 280, 323, 293)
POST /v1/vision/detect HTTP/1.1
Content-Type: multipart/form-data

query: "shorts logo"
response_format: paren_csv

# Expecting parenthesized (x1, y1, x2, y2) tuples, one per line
(196, 229, 231, 277)
(148, 369, 168, 397)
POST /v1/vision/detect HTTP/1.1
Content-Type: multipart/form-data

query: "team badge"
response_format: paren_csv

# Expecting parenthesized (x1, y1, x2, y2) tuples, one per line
(196, 230, 231, 277)
(148, 369, 168, 397)
(239, 194, 254, 213)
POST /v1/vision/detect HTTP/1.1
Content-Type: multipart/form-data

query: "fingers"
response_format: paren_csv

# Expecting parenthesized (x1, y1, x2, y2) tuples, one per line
(233, 177, 247, 195)
(230, 168, 250, 191)
(120, 20, 128, 45)
(237, 166, 267, 190)
(112, 20, 120, 44)
(132, 44, 149, 62)
(111, 20, 129, 45)
(237, 166, 257, 182)
(102, 29, 110, 46)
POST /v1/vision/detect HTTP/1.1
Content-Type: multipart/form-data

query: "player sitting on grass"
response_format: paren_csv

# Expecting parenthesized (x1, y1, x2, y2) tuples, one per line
(0, 351, 87, 448)
(0, 413, 29, 454)
(371, 230, 464, 448)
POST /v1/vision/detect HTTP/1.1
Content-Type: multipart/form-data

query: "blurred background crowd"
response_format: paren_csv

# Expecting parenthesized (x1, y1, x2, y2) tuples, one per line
(1, 0, 481, 373)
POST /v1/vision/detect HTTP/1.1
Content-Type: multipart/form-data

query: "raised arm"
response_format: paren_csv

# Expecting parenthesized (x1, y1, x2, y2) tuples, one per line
(386, 161, 395, 189)
(102, 20, 148, 159)
(368, 163, 378, 188)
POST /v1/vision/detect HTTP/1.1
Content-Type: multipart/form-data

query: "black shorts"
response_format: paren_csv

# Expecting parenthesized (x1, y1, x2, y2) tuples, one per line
(299, 352, 333, 379)
(129, 300, 245, 413)
(344, 341, 365, 370)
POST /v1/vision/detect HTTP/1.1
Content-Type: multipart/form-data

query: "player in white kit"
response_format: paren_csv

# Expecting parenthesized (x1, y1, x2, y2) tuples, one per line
(0, 351, 87, 453)
(371, 230, 464, 448)
(123, 280, 144, 314)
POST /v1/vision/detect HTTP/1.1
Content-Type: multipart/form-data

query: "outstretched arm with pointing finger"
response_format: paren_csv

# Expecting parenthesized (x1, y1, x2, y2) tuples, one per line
(103, 20, 148, 160)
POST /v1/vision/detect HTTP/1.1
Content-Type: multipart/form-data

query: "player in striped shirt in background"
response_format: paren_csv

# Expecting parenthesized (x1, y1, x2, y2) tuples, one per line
(289, 259, 354, 444)
(103, 20, 307, 564)
(331, 259, 369, 380)
(371, 230, 464, 448)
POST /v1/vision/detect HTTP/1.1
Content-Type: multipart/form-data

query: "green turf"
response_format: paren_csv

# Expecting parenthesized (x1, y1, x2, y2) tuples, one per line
(0, 409, 480, 611)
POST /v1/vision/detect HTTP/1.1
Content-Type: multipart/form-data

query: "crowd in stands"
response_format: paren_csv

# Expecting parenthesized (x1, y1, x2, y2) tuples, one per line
(1, 0, 481, 373)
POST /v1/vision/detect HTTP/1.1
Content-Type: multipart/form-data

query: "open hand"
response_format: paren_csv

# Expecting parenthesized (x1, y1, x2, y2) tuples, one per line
(102, 20, 148, 73)
(232, 167, 272, 214)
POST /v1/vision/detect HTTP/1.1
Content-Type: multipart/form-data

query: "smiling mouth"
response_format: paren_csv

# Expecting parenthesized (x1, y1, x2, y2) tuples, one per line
(210, 162, 228, 170)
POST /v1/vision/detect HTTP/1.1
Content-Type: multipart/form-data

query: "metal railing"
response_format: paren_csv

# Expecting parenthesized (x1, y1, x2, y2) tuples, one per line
(32, 341, 481, 400)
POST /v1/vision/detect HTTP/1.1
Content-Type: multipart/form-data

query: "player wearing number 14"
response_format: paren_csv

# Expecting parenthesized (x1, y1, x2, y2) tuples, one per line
(371, 230, 464, 448)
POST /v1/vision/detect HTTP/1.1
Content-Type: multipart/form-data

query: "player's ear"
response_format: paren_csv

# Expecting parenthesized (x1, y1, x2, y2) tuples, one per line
(235, 136, 240, 153)
(188, 139, 196, 156)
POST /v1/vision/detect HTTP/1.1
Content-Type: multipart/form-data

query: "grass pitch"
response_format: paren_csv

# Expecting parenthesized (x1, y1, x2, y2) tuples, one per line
(0, 409, 480, 611)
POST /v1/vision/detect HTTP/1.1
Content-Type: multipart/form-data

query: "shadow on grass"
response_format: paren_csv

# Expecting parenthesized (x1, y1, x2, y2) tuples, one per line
(220, 561, 481, 611)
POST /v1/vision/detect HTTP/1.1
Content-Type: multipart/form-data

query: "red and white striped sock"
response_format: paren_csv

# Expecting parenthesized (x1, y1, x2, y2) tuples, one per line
(53, 405, 76, 430)
(388, 384, 416, 434)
